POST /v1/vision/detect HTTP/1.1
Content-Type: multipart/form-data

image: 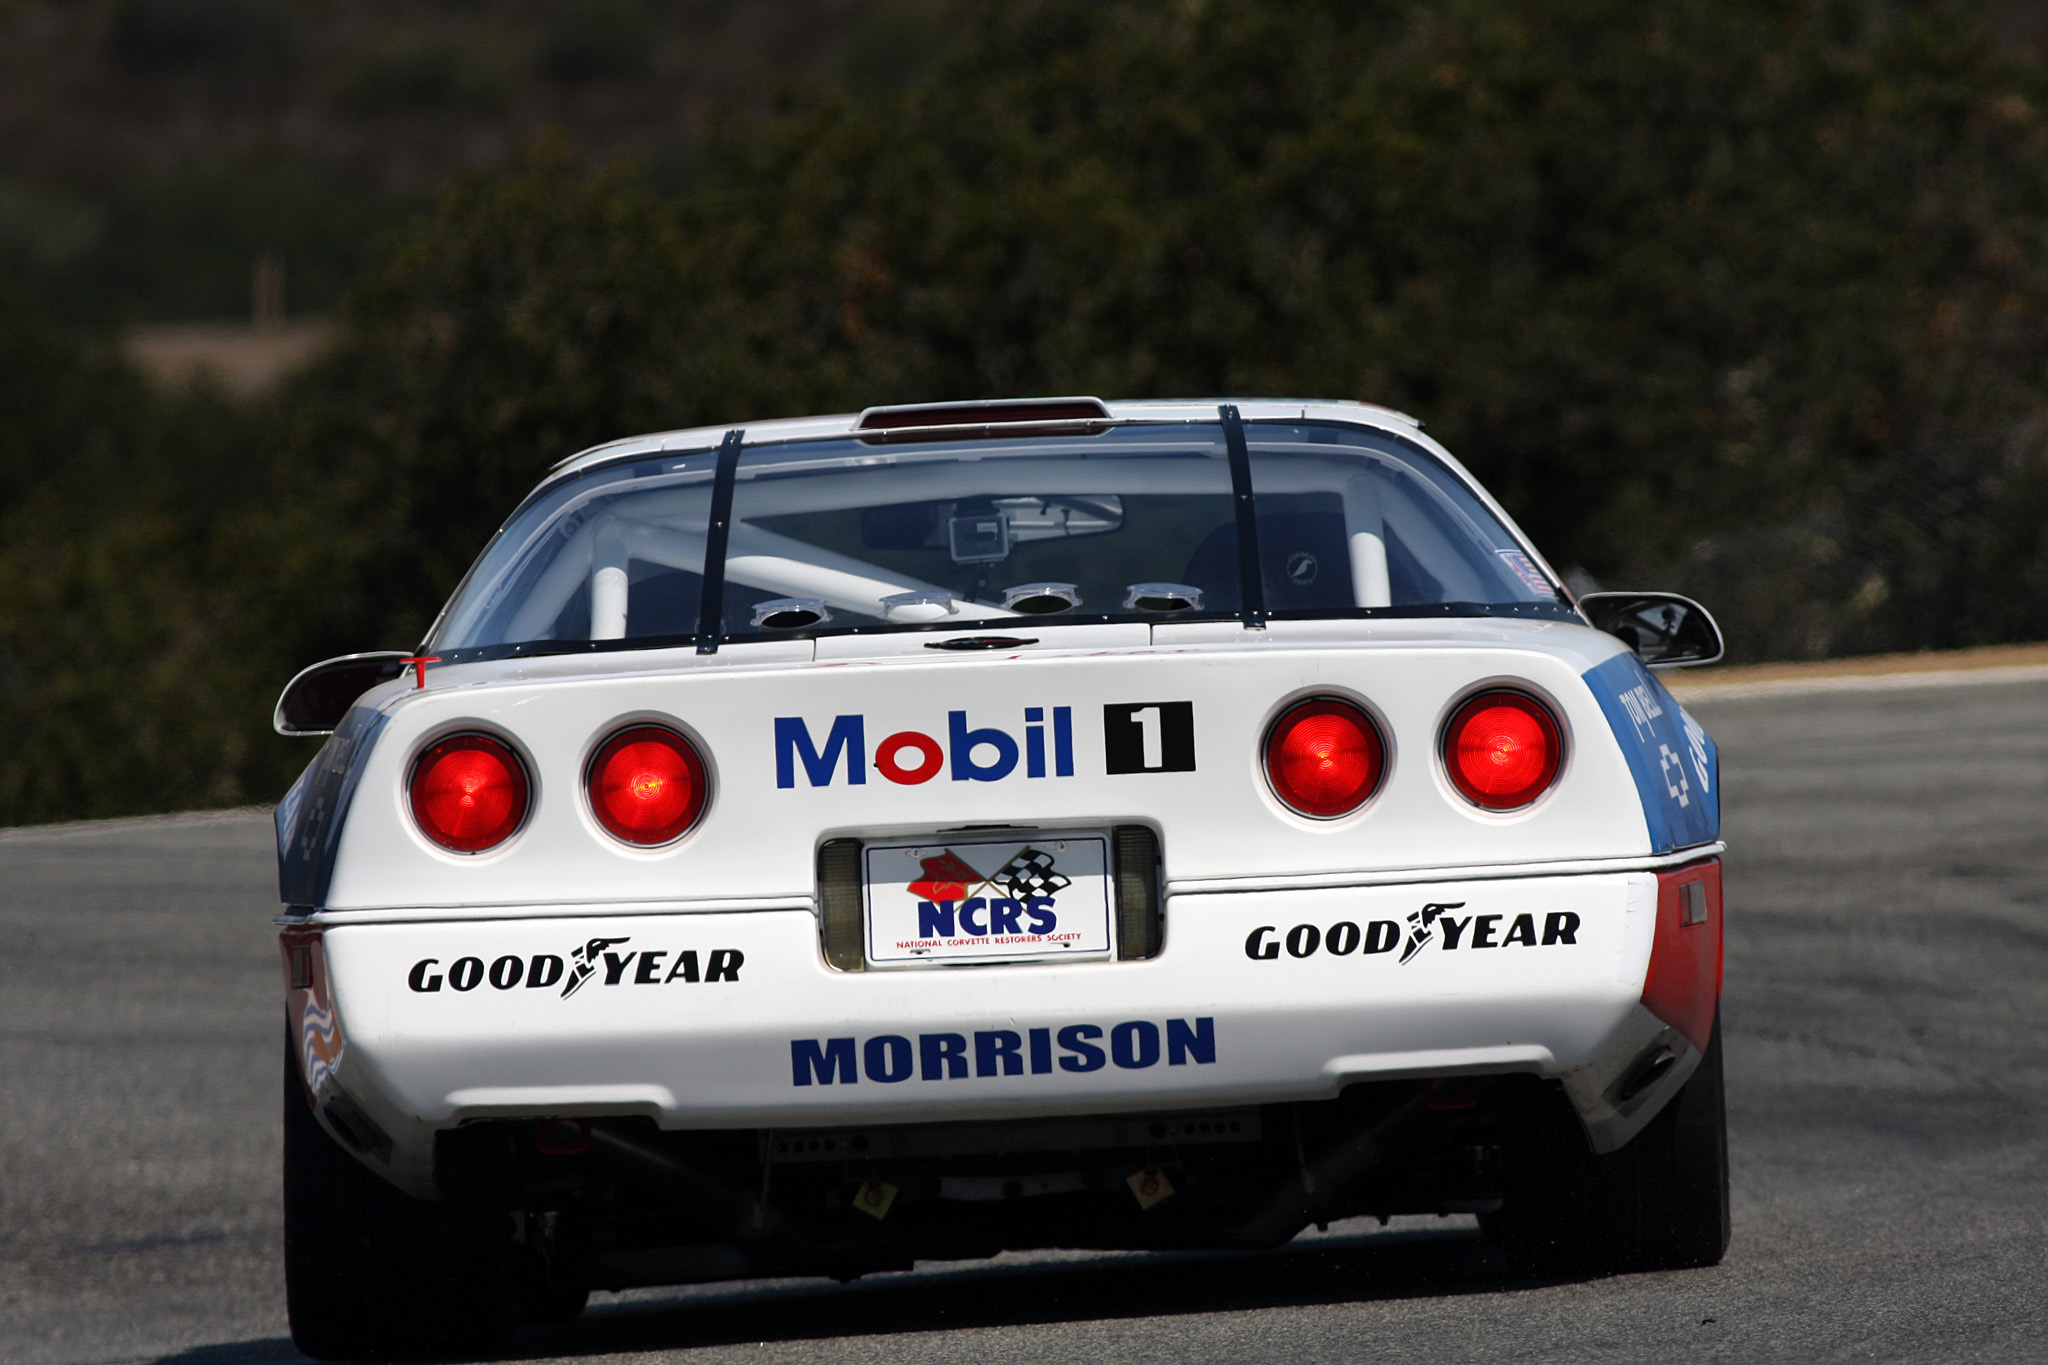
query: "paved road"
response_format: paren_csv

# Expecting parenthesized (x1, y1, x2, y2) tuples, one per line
(3, 680, 2046, 1364)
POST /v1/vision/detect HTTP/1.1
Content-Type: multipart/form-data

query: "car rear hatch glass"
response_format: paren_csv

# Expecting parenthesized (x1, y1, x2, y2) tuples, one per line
(428, 420, 1571, 662)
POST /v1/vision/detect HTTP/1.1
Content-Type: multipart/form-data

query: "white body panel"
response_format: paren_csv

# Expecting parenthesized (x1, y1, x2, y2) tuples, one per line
(317, 872, 1686, 1195)
(319, 622, 1651, 912)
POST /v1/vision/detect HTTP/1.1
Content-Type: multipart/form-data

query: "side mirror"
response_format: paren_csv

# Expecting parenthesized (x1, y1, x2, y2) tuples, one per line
(1578, 592, 1724, 669)
(274, 652, 410, 736)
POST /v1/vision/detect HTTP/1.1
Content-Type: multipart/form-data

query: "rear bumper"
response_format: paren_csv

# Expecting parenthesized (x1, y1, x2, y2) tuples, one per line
(288, 868, 1708, 1197)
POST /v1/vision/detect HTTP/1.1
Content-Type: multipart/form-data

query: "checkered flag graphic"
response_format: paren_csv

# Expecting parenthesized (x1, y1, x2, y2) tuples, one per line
(991, 847, 1071, 900)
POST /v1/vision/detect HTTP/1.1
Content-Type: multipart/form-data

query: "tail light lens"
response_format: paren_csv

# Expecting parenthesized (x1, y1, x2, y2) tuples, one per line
(1444, 691, 1563, 809)
(1265, 698, 1385, 818)
(410, 735, 529, 852)
(588, 726, 709, 845)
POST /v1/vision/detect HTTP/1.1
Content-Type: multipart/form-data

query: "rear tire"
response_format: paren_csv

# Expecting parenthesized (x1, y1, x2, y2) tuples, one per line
(518, 1280, 591, 1326)
(283, 1040, 516, 1360)
(1501, 1008, 1731, 1276)
(1626, 1006, 1731, 1270)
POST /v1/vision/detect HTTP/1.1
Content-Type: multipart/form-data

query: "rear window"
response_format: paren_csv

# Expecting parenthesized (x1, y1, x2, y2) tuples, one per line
(429, 421, 1568, 658)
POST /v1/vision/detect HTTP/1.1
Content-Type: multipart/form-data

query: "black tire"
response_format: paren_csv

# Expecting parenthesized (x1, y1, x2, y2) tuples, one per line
(1497, 1081, 1602, 1276)
(284, 1040, 516, 1360)
(517, 1279, 590, 1326)
(510, 1238, 589, 1327)
(1624, 1006, 1731, 1270)
(1501, 1008, 1731, 1276)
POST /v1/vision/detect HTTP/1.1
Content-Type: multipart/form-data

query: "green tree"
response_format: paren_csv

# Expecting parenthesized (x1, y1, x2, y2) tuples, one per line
(283, 1, 2048, 662)
(274, 154, 699, 653)
(0, 290, 304, 821)
(687, 0, 2048, 658)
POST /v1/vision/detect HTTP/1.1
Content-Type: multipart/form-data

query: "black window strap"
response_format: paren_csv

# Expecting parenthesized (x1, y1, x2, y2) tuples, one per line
(1219, 404, 1266, 629)
(694, 428, 747, 655)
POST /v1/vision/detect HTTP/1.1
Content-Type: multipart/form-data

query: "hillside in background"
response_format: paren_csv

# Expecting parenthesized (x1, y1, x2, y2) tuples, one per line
(6, 0, 2048, 825)
(6, 0, 2045, 327)
(0, 0, 949, 324)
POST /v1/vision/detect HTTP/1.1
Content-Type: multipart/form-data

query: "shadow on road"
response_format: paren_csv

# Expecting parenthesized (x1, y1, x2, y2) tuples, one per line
(147, 1225, 1535, 1363)
(148, 1345, 303, 1365)
(538, 1227, 1514, 1358)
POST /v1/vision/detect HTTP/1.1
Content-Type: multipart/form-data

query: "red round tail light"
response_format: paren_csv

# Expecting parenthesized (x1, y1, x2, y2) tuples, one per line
(588, 726, 708, 845)
(1265, 698, 1386, 818)
(410, 735, 530, 852)
(1444, 691, 1563, 809)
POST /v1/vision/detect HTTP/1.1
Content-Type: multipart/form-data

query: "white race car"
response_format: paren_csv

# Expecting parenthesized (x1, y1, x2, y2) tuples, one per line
(274, 398, 1729, 1359)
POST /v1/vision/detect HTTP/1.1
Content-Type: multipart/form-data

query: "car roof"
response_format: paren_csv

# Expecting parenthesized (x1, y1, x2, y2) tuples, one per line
(546, 398, 1428, 478)
(521, 397, 1557, 591)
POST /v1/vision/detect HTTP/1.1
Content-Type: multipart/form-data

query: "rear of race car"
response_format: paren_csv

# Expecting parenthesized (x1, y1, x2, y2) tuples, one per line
(274, 401, 1728, 1358)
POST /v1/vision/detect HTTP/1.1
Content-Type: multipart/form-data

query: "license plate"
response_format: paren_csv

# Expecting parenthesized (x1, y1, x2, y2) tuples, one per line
(863, 834, 1114, 967)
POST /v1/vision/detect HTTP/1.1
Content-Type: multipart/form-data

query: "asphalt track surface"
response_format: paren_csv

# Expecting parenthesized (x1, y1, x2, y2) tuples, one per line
(4, 678, 2046, 1364)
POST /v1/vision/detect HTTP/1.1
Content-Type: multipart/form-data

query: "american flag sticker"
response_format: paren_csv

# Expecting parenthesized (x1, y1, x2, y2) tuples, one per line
(1497, 549, 1553, 596)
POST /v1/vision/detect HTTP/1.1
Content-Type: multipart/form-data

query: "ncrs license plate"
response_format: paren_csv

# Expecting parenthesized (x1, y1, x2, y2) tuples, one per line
(862, 835, 1114, 968)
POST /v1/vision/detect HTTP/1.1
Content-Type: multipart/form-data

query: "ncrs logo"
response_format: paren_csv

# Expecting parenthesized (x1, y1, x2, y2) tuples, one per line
(775, 703, 1196, 788)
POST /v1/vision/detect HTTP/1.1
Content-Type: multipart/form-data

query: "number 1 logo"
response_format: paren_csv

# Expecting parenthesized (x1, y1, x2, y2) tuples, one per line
(1103, 702, 1197, 774)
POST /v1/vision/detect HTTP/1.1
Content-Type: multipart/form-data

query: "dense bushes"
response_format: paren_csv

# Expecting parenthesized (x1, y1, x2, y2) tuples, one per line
(0, 292, 307, 819)
(5, 0, 2048, 823)
(292, 0, 2048, 657)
